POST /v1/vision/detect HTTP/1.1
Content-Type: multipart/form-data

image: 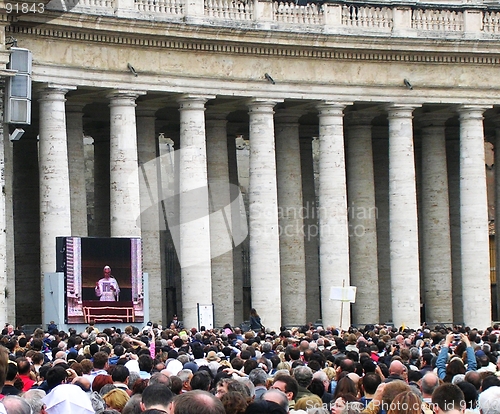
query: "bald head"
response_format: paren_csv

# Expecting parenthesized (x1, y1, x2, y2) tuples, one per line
(389, 360, 406, 376)
(421, 373, 439, 397)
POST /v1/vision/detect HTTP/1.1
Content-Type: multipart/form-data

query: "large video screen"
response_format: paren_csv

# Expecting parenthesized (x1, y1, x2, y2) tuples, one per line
(59, 237, 144, 324)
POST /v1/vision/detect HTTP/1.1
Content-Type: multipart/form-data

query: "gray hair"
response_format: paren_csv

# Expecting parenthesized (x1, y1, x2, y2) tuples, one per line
(23, 389, 46, 414)
(262, 389, 289, 411)
(480, 386, 500, 414)
(293, 365, 313, 388)
(3, 395, 33, 414)
(249, 367, 268, 386)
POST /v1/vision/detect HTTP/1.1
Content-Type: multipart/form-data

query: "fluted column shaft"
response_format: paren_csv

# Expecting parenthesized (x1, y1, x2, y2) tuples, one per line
(248, 98, 282, 331)
(458, 105, 492, 329)
(317, 102, 350, 329)
(387, 104, 420, 328)
(345, 112, 379, 325)
(206, 111, 235, 327)
(108, 90, 144, 238)
(419, 114, 453, 324)
(178, 95, 213, 330)
(137, 107, 164, 324)
(275, 111, 306, 326)
(66, 103, 88, 236)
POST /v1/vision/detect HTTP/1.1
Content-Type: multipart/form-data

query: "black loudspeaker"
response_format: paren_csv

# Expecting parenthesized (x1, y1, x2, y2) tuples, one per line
(55, 237, 67, 273)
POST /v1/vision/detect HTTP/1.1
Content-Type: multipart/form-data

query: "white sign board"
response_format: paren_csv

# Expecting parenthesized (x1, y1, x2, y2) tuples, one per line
(330, 286, 357, 303)
(197, 303, 214, 330)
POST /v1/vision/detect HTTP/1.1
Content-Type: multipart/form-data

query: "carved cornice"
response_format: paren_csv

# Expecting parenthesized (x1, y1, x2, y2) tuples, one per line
(9, 24, 500, 65)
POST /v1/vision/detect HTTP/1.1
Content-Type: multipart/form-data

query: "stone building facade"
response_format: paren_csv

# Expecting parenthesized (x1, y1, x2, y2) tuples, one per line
(0, 0, 499, 331)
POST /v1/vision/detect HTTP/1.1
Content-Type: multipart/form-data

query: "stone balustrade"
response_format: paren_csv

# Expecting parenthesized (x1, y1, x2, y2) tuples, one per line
(45, 0, 500, 37)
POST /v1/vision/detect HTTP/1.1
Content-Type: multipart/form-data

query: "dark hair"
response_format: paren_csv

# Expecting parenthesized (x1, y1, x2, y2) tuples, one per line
(456, 381, 477, 409)
(273, 376, 298, 400)
(431, 383, 465, 411)
(141, 384, 174, 409)
(190, 370, 212, 391)
(112, 365, 130, 383)
(362, 372, 381, 395)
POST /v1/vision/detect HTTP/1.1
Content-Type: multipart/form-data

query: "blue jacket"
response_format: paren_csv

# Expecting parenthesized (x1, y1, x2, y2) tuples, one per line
(436, 345, 477, 379)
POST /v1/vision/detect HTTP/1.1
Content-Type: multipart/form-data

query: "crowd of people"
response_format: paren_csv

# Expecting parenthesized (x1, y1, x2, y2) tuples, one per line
(0, 319, 499, 414)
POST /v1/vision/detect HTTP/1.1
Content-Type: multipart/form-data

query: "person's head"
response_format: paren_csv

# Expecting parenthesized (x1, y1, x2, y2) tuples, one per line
(3, 395, 33, 414)
(190, 370, 212, 391)
(389, 360, 406, 377)
(93, 351, 110, 370)
(294, 394, 323, 411)
(104, 265, 112, 278)
(220, 391, 248, 414)
(103, 388, 130, 412)
(292, 365, 313, 388)
(421, 373, 440, 397)
(464, 371, 481, 390)
(122, 393, 142, 414)
(333, 376, 357, 400)
(169, 390, 225, 414)
(46, 365, 68, 389)
(456, 381, 477, 410)
(141, 383, 174, 410)
(388, 391, 421, 414)
(361, 372, 381, 396)
(479, 386, 500, 414)
(92, 374, 113, 393)
(23, 389, 46, 414)
(262, 389, 289, 412)
(249, 368, 268, 387)
(112, 364, 130, 384)
(382, 380, 411, 407)
(431, 383, 465, 414)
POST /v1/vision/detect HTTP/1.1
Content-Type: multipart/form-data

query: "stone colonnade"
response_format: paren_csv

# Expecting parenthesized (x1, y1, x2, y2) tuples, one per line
(24, 85, 493, 330)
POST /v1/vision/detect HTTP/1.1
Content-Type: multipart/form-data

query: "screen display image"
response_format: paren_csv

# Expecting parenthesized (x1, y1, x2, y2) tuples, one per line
(62, 237, 144, 324)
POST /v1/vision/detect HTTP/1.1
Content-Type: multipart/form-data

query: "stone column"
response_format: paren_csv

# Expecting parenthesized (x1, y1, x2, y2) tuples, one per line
(206, 109, 235, 327)
(247, 98, 282, 331)
(136, 106, 164, 324)
(300, 134, 320, 323)
(419, 113, 454, 324)
(275, 110, 307, 326)
(458, 105, 492, 329)
(107, 90, 144, 238)
(177, 94, 214, 330)
(345, 111, 379, 325)
(317, 101, 351, 329)
(494, 117, 500, 321)
(66, 102, 88, 236)
(386, 104, 420, 329)
(38, 85, 74, 323)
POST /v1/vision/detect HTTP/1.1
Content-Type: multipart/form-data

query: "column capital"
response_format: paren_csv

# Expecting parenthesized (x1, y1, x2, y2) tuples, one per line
(316, 101, 351, 116)
(385, 103, 421, 119)
(37, 85, 76, 102)
(247, 98, 284, 113)
(456, 104, 492, 120)
(106, 89, 147, 105)
(177, 94, 215, 110)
